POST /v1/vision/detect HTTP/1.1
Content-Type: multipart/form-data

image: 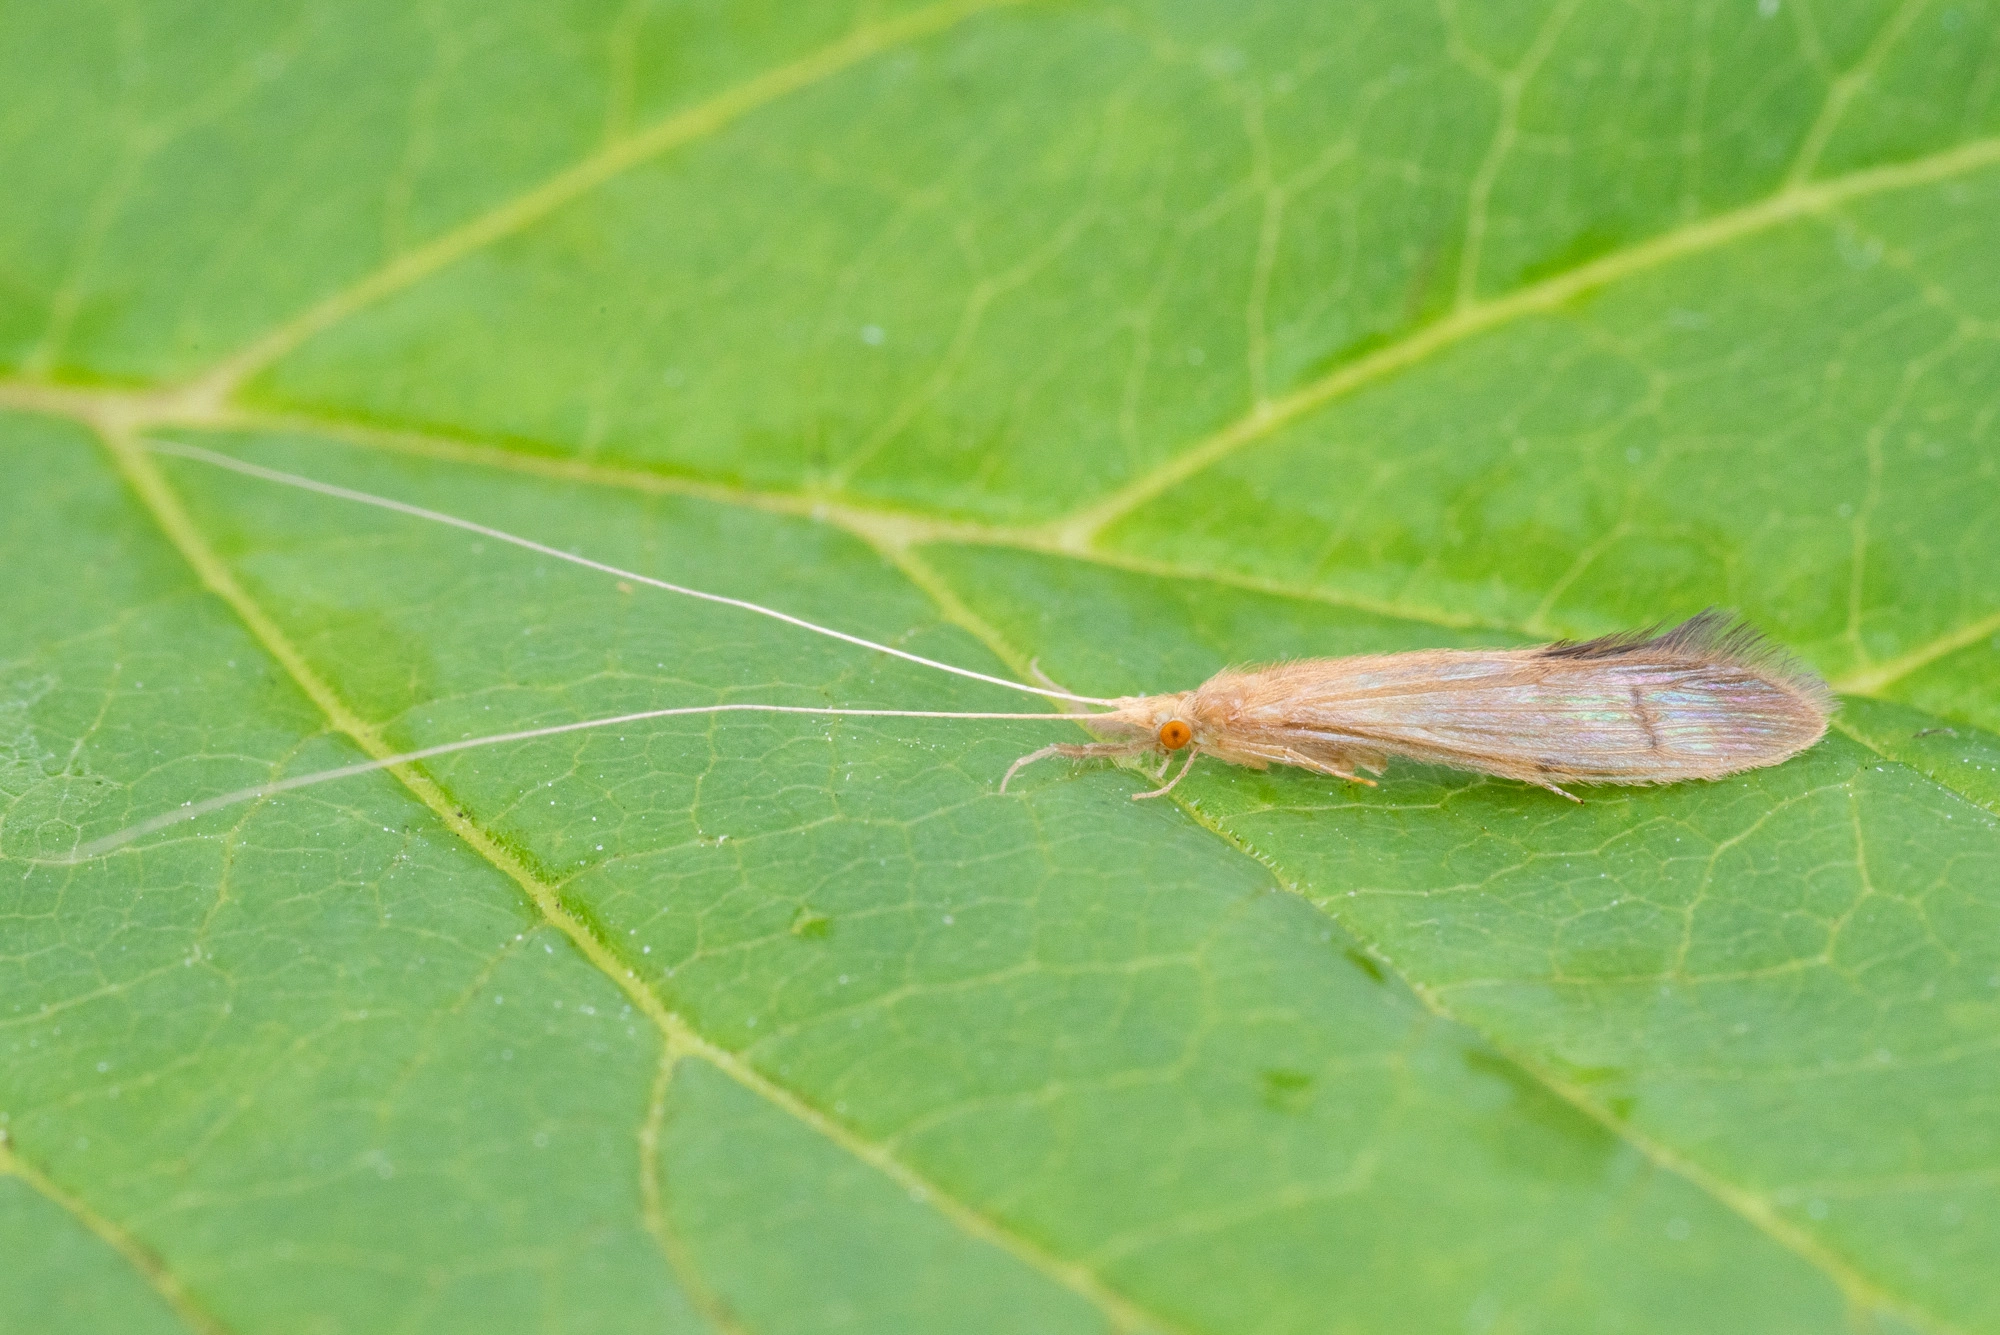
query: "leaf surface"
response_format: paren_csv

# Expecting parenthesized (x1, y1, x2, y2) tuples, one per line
(3, 3, 1998, 1333)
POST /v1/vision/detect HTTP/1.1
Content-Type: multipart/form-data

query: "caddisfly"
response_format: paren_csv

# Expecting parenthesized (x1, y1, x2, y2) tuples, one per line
(61, 443, 1832, 861)
(1002, 610, 1832, 801)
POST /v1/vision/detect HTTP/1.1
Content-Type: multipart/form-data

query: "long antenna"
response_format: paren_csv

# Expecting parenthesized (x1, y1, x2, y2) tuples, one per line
(56, 701, 1093, 863)
(146, 440, 1121, 707)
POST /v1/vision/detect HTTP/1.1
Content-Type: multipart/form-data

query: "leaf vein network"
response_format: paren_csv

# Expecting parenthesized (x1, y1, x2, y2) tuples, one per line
(84, 423, 1194, 1335)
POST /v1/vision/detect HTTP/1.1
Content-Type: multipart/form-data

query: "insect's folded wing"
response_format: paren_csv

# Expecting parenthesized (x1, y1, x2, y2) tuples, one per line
(1248, 652, 1828, 783)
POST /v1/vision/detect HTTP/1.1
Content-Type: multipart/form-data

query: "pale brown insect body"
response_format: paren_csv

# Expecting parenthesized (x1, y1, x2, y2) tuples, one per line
(1002, 612, 1834, 801)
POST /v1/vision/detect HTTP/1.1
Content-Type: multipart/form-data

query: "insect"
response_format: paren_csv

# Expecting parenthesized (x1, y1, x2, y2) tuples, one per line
(64, 443, 1831, 861)
(1004, 611, 1833, 801)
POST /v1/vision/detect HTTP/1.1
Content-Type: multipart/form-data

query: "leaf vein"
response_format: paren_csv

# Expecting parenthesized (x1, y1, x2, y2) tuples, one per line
(183, 0, 1032, 409)
(94, 421, 1189, 1335)
(892, 542, 1974, 1335)
(0, 1128, 232, 1335)
(1048, 131, 2000, 545)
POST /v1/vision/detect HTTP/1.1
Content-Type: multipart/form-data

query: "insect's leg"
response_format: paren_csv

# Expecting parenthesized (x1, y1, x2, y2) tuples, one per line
(1131, 748, 1201, 801)
(1277, 748, 1377, 787)
(1000, 742, 1146, 793)
(1533, 779, 1583, 803)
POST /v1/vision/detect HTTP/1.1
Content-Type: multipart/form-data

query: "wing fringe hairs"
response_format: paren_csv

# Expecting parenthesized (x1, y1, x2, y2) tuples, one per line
(1542, 607, 1839, 707)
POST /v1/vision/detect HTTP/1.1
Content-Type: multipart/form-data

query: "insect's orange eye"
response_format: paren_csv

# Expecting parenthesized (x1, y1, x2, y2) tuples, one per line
(1158, 720, 1193, 750)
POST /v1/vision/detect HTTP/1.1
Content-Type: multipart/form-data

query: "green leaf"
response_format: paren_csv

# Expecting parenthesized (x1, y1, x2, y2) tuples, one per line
(4, 2, 1997, 1332)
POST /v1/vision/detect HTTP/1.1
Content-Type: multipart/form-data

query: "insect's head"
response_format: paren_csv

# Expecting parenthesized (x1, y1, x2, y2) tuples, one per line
(1104, 692, 1198, 751)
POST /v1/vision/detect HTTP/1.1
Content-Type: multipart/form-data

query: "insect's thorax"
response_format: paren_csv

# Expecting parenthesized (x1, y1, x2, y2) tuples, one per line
(1104, 670, 1316, 746)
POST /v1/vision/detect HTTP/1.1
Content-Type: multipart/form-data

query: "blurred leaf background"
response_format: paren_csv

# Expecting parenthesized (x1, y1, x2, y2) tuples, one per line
(3, 1, 1998, 1332)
